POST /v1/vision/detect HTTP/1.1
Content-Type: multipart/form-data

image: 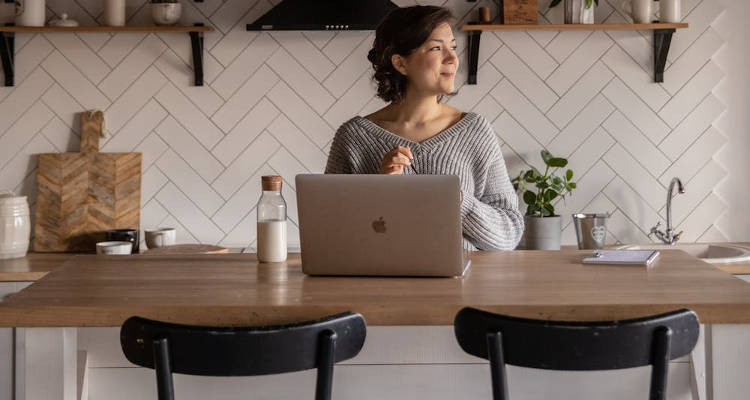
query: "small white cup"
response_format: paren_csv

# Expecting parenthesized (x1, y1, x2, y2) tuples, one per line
(145, 228, 176, 249)
(96, 241, 133, 255)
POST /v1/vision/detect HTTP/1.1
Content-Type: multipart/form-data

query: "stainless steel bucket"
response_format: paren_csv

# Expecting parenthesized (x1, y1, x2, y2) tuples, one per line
(572, 213, 609, 249)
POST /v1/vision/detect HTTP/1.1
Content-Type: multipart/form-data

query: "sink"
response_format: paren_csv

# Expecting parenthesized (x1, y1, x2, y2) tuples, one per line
(617, 243, 750, 264)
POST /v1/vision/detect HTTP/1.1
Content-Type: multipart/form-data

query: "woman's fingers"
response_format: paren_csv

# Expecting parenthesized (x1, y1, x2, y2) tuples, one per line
(381, 164, 404, 175)
(380, 146, 413, 174)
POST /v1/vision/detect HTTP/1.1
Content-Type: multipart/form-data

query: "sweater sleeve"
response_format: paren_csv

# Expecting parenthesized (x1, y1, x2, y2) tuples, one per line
(324, 126, 353, 174)
(459, 140, 524, 251)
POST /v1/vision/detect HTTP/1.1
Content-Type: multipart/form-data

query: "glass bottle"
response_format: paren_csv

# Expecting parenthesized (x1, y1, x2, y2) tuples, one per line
(256, 176, 287, 262)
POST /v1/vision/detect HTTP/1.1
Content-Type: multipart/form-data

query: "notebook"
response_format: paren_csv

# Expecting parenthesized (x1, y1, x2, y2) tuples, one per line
(582, 250, 660, 267)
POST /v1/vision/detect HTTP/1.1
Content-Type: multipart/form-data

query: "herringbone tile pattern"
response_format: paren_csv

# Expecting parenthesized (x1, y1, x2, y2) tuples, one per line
(0, 0, 729, 248)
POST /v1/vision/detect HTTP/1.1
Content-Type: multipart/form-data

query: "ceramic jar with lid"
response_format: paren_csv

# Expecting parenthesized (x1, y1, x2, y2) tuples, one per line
(0, 191, 31, 259)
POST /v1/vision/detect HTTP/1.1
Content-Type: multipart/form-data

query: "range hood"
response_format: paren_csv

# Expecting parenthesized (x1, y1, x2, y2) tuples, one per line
(246, 0, 399, 31)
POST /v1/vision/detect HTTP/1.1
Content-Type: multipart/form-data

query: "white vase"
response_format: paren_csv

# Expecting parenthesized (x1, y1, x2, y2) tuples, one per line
(15, 0, 46, 27)
(151, 3, 182, 26)
(103, 0, 126, 26)
(564, 0, 595, 24)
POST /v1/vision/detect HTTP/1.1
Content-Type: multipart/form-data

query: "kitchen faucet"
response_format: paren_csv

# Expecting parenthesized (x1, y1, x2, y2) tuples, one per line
(649, 177, 685, 245)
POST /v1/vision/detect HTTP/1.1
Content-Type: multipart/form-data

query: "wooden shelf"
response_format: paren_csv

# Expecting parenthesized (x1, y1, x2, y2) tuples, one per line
(461, 23, 688, 31)
(0, 23, 211, 87)
(461, 22, 689, 85)
(0, 25, 213, 33)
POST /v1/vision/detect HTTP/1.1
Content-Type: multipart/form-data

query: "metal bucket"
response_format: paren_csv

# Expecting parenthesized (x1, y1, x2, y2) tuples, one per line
(572, 213, 609, 250)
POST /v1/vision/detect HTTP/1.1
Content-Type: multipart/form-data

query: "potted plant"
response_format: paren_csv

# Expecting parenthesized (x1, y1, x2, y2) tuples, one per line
(512, 150, 577, 250)
(151, 0, 182, 26)
(549, 0, 598, 24)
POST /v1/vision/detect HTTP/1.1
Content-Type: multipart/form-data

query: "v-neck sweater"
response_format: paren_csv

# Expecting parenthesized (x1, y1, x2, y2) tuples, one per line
(324, 112, 524, 251)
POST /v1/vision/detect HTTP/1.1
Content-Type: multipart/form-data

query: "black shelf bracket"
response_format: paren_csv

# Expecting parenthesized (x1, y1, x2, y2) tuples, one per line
(467, 23, 481, 85)
(189, 23, 205, 86)
(653, 28, 675, 83)
(0, 23, 15, 87)
(465, 24, 679, 85)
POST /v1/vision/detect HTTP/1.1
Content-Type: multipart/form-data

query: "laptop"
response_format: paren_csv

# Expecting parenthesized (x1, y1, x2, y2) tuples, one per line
(295, 174, 471, 277)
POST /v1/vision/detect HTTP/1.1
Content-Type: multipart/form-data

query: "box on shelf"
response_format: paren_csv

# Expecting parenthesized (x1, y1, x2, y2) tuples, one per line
(500, 0, 539, 25)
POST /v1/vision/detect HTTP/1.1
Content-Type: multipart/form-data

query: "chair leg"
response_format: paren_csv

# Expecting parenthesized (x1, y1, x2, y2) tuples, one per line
(487, 332, 509, 400)
(315, 329, 338, 400)
(153, 337, 176, 400)
(649, 326, 673, 400)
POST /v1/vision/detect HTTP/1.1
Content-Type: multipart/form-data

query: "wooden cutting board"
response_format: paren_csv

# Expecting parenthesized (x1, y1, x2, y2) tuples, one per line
(34, 111, 142, 252)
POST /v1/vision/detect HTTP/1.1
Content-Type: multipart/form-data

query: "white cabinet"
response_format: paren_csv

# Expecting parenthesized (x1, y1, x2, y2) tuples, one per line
(0, 282, 32, 400)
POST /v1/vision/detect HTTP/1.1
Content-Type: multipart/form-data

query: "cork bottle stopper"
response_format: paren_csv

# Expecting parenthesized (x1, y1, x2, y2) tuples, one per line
(262, 176, 282, 191)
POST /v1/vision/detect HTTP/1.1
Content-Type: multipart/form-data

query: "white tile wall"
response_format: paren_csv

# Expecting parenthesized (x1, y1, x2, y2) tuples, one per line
(0, 0, 730, 248)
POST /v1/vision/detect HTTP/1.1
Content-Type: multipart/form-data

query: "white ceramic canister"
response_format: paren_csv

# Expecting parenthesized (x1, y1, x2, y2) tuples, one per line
(15, 0, 46, 27)
(0, 191, 31, 259)
(103, 0, 127, 27)
(659, 0, 681, 23)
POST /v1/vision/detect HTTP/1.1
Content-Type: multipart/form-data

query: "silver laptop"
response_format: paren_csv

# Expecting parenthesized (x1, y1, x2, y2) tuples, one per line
(295, 174, 471, 277)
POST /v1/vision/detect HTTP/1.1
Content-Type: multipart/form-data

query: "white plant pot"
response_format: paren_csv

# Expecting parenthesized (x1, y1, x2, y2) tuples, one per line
(152, 3, 182, 26)
(524, 215, 562, 250)
(564, 0, 595, 24)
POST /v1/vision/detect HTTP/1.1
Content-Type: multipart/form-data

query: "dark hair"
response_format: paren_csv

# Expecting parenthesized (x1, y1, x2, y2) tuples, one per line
(367, 6, 454, 104)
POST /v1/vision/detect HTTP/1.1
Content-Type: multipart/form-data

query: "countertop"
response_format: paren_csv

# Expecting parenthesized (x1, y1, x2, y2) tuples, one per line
(3, 243, 750, 282)
(0, 253, 75, 281)
(1, 250, 750, 327)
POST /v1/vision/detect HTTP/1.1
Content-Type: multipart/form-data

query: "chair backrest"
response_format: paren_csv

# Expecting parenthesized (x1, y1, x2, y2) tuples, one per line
(454, 307, 699, 370)
(120, 312, 366, 376)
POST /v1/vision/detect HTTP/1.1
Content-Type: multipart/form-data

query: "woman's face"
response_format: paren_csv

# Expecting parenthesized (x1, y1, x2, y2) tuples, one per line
(395, 22, 458, 97)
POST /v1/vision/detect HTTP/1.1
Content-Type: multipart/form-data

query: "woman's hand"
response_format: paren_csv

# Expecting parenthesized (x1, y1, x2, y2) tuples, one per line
(380, 146, 413, 175)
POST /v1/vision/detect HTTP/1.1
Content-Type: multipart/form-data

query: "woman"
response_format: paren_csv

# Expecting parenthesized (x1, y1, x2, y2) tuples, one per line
(324, 5, 524, 251)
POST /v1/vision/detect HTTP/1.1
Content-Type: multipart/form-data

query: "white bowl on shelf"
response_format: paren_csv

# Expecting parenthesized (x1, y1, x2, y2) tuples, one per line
(151, 3, 182, 26)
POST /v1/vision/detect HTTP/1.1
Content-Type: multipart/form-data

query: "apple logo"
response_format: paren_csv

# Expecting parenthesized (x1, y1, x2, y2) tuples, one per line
(372, 217, 386, 233)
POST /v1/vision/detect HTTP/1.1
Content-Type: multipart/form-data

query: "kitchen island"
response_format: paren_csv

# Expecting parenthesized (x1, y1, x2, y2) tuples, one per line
(1, 250, 749, 400)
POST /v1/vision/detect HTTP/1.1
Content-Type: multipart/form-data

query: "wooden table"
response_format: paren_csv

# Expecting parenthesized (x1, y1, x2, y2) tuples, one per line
(2, 250, 749, 400)
(2, 250, 750, 326)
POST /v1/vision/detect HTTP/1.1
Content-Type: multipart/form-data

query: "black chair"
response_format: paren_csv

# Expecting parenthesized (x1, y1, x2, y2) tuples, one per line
(454, 307, 699, 400)
(120, 312, 366, 400)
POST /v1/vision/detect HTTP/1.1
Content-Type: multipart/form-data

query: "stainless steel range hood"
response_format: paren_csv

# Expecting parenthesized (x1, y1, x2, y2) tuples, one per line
(246, 0, 399, 31)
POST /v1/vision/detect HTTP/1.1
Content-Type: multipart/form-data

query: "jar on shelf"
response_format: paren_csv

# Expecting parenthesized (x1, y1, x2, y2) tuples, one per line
(0, 191, 30, 259)
(256, 176, 287, 263)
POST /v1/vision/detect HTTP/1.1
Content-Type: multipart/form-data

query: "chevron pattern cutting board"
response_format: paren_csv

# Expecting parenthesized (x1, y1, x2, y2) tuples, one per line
(34, 112, 142, 252)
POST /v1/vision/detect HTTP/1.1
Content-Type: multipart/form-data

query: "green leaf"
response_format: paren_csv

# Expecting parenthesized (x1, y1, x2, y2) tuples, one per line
(551, 176, 562, 185)
(566, 169, 573, 180)
(549, 0, 563, 7)
(523, 190, 537, 205)
(543, 203, 555, 216)
(536, 181, 549, 190)
(524, 170, 537, 183)
(548, 157, 568, 168)
(568, 182, 577, 189)
(540, 150, 552, 165)
(544, 190, 558, 202)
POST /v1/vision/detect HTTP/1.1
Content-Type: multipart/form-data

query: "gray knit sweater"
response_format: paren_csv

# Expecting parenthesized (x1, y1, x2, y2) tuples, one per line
(324, 112, 524, 251)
